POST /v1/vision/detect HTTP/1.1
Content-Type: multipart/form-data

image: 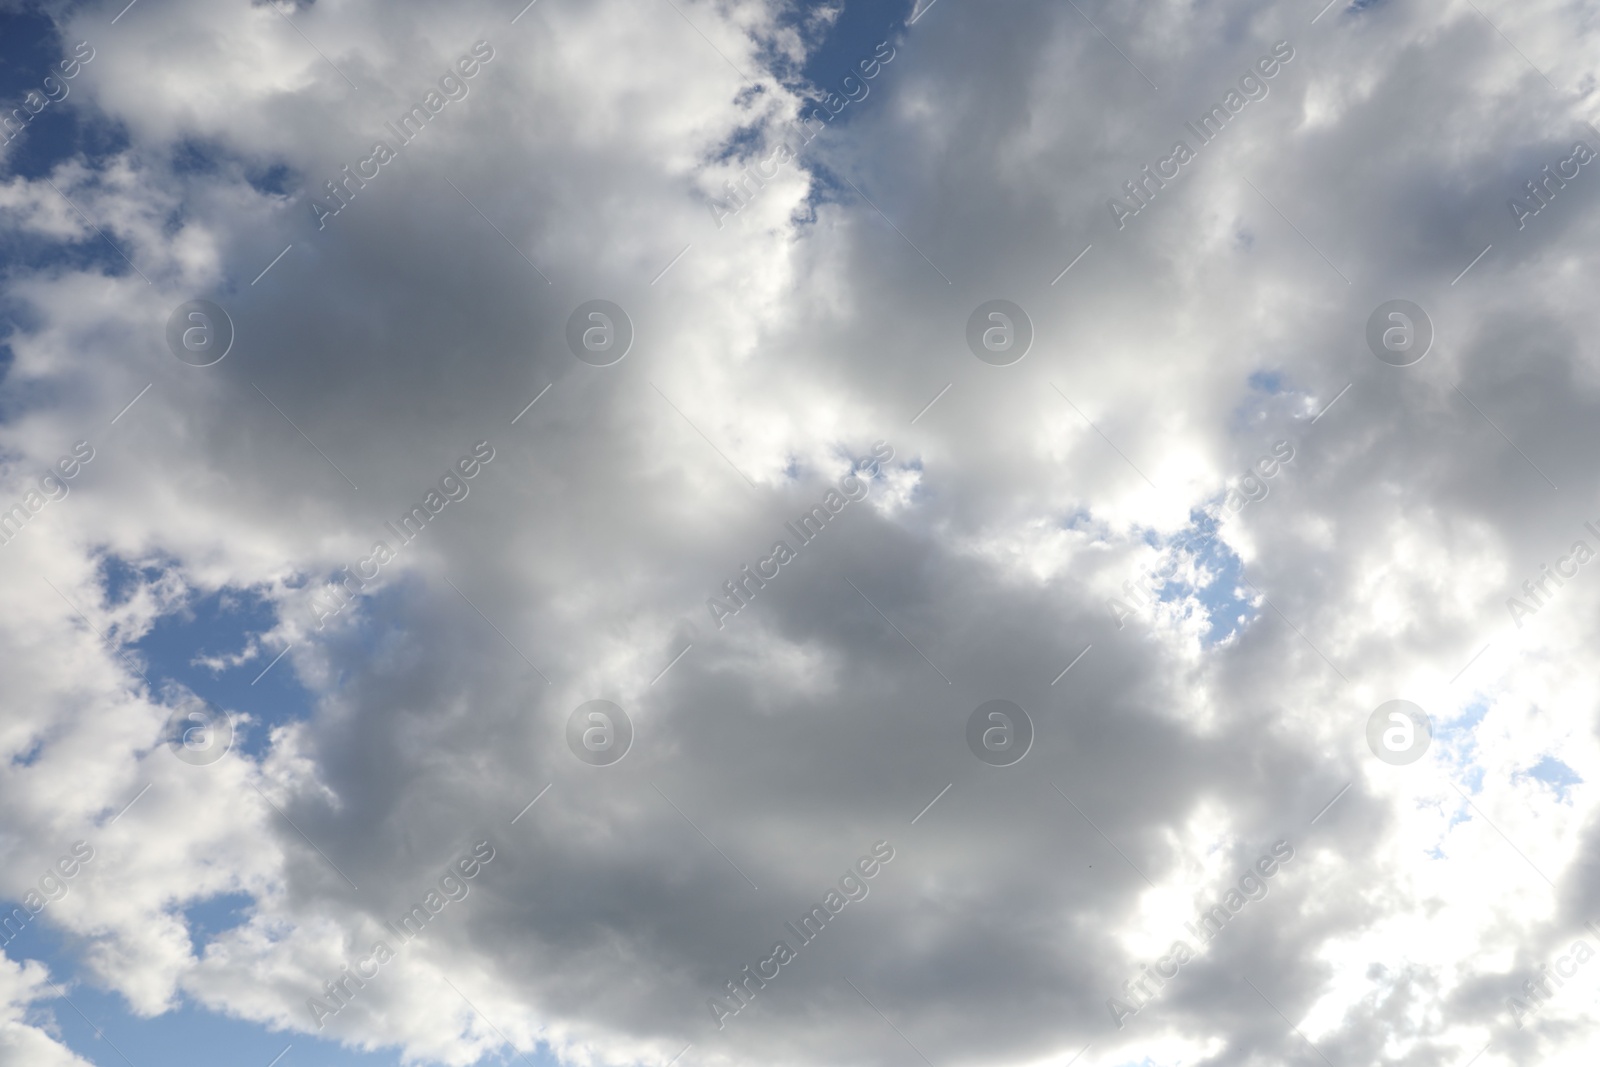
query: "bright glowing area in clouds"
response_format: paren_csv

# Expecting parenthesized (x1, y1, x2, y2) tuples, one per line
(2, 0, 1600, 1065)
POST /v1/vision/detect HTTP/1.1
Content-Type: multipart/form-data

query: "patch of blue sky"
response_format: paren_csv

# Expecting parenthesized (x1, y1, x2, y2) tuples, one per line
(169, 138, 224, 177)
(1229, 367, 1312, 435)
(313, 574, 491, 709)
(0, 8, 91, 180)
(1079, 372, 1320, 645)
(1516, 755, 1583, 802)
(1433, 700, 1487, 781)
(804, 160, 854, 214)
(158, 133, 300, 204)
(772, 442, 891, 487)
(711, 122, 767, 165)
(0, 9, 58, 100)
(706, 0, 897, 214)
(782, 1, 911, 218)
(1156, 509, 1257, 646)
(99, 554, 315, 759)
(182, 891, 255, 950)
(0, 197, 150, 304)
(1441, 792, 1475, 834)
(1247, 370, 1284, 394)
(0, 11, 132, 189)
(1060, 506, 1100, 536)
(248, 160, 296, 198)
(10, 732, 45, 767)
(796, 0, 907, 100)
(1429, 768, 1477, 845)
(841, 441, 891, 479)
(99, 552, 152, 604)
(1439, 791, 1474, 844)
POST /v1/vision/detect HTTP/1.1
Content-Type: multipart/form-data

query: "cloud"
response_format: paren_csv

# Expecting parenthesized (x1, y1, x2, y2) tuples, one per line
(0, 955, 97, 1067)
(2, 0, 1600, 1064)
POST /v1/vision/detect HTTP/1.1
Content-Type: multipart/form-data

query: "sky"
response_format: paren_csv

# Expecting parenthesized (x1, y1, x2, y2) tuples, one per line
(1, 0, 1600, 1065)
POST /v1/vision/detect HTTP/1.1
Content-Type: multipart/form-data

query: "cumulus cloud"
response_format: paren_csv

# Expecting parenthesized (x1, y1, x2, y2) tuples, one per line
(2, 0, 1600, 1064)
(0, 955, 96, 1067)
